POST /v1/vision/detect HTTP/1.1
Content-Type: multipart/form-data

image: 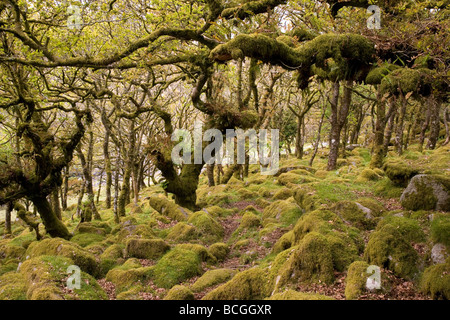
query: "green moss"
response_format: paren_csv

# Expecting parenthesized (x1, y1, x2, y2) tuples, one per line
(400, 175, 450, 211)
(236, 188, 258, 200)
(165, 222, 199, 242)
(176, 243, 217, 264)
(20, 255, 107, 300)
(152, 248, 202, 289)
(71, 233, 106, 248)
(0, 240, 26, 261)
(421, 258, 450, 300)
(272, 188, 294, 200)
(355, 198, 385, 217)
(376, 216, 426, 243)
(0, 272, 27, 300)
(203, 267, 269, 300)
(164, 285, 195, 300)
(277, 172, 318, 186)
(430, 215, 450, 247)
(374, 178, 404, 198)
(202, 206, 234, 218)
(116, 217, 156, 242)
(74, 221, 112, 236)
(345, 261, 370, 300)
(292, 187, 319, 212)
(272, 230, 295, 254)
(188, 211, 224, 243)
(106, 266, 153, 293)
(272, 233, 335, 288)
(262, 199, 303, 226)
(208, 243, 230, 262)
(0, 261, 18, 276)
(100, 244, 124, 261)
(116, 285, 145, 300)
(125, 239, 170, 260)
(365, 63, 400, 85)
(148, 196, 190, 221)
(356, 169, 382, 182)
(191, 268, 237, 293)
(268, 289, 334, 300)
(383, 159, 419, 187)
(240, 212, 261, 229)
(364, 224, 419, 279)
(332, 201, 377, 230)
(25, 238, 99, 277)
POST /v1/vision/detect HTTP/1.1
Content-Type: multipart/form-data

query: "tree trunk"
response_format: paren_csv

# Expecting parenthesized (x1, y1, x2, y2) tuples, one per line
(113, 151, 120, 224)
(207, 164, 215, 187)
(383, 111, 395, 157)
(104, 128, 112, 209)
(295, 115, 304, 159)
(327, 81, 352, 170)
(443, 107, 449, 146)
(309, 105, 326, 167)
(426, 96, 440, 150)
(395, 96, 407, 155)
(51, 188, 62, 220)
(418, 101, 431, 152)
(118, 120, 135, 216)
(61, 165, 69, 211)
(5, 202, 12, 235)
(31, 195, 71, 240)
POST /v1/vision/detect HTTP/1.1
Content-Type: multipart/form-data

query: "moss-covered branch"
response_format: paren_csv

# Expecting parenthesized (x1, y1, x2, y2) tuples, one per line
(210, 33, 376, 88)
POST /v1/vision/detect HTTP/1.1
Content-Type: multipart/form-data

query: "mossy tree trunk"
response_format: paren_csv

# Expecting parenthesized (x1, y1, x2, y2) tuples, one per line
(327, 81, 352, 171)
(118, 119, 136, 216)
(104, 125, 112, 209)
(426, 96, 440, 150)
(61, 165, 69, 211)
(207, 164, 215, 187)
(443, 107, 450, 146)
(51, 188, 62, 221)
(309, 104, 326, 167)
(5, 202, 12, 235)
(395, 95, 407, 155)
(418, 100, 431, 152)
(31, 195, 71, 240)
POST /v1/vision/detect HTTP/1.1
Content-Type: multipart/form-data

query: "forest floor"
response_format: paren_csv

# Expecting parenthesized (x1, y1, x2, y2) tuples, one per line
(0, 143, 449, 300)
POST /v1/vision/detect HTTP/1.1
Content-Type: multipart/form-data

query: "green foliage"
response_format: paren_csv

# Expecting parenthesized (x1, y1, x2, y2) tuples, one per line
(164, 285, 195, 300)
(421, 258, 450, 300)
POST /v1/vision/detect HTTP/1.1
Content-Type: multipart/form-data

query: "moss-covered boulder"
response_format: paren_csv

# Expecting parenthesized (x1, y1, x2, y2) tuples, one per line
(152, 248, 202, 288)
(364, 224, 419, 279)
(202, 268, 269, 300)
(148, 196, 190, 221)
(277, 172, 318, 186)
(25, 238, 99, 277)
(240, 212, 261, 229)
(0, 272, 27, 300)
(0, 240, 26, 262)
(125, 239, 170, 260)
(356, 169, 382, 182)
(105, 264, 153, 294)
(292, 187, 320, 213)
(191, 269, 237, 293)
(345, 261, 370, 300)
(208, 243, 230, 262)
(165, 222, 199, 242)
(74, 221, 112, 236)
(175, 244, 217, 264)
(164, 285, 195, 300)
(431, 215, 450, 247)
(421, 258, 450, 300)
(376, 215, 426, 243)
(271, 233, 335, 289)
(400, 174, 450, 211)
(187, 211, 224, 243)
(332, 201, 377, 230)
(115, 217, 156, 242)
(262, 199, 303, 226)
(272, 188, 294, 200)
(383, 159, 419, 187)
(19, 255, 107, 300)
(70, 233, 106, 248)
(268, 289, 334, 300)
